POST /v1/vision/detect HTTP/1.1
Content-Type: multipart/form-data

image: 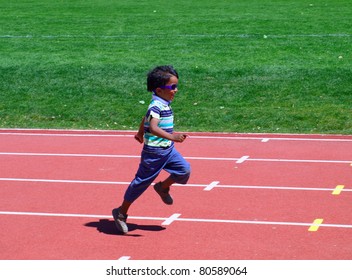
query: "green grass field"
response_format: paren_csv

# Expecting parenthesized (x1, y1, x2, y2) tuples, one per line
(0, 0, 351, 134)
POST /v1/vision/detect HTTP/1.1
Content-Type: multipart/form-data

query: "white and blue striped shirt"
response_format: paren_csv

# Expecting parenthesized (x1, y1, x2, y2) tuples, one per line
(144, 94, 174, 150)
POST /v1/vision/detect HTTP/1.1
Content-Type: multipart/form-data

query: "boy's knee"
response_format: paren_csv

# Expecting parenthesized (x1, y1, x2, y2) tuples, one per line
(184, 161, 191, 174)
(181, 161, 191, 176)
(173, 162, 191, 184)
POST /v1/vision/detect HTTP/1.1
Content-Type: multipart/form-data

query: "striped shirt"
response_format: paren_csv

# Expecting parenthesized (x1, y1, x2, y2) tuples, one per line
(144, 94, 174, 150)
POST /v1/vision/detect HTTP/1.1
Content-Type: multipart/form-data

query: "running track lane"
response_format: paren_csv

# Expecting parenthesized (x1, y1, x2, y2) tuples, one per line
(0, 129, 351, 259)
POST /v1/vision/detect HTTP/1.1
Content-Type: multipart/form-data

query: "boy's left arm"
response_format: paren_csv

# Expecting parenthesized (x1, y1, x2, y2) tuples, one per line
(134, 117, 145, 144)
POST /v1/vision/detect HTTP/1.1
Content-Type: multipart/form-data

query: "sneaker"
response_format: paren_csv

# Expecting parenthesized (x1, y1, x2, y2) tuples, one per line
(112, 207, 128, 234)
(154, 182, 173, 205)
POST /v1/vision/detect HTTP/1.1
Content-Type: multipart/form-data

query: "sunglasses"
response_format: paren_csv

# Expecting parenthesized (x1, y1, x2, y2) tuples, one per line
(159, 84, 178, 90)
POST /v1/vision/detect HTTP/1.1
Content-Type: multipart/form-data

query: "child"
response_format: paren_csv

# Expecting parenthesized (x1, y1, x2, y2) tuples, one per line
(112, 65, 191, 234)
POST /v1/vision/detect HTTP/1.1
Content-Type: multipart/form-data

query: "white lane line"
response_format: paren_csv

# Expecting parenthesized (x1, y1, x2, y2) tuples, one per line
(204, 181, 220, 191)
(236, 155, 249, 163)
(0, 132, 135, 138)
(118, 256, 131, 260)
(0, 152, 244, 161)
(217, 184, 352, 192)
(1, 211, 352, 229)
(1, 177, 352, 193)
(0, 211, 112, 219)
(0, 177, 129, 185)
(248, 158, 352, 164)
(1, 152, 350, 164)
(175, 217, 352, 229)
(161, 213, 181, 226)
(0, 152, 140, 159)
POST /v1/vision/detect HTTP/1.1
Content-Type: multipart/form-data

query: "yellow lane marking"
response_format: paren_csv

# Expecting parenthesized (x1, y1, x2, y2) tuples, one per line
(332, 185, 344, 195)
(308, 219, 324, 231)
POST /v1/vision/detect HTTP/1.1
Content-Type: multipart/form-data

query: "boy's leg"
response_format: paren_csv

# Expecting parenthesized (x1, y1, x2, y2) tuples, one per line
(113, 171, 158, 234)
(153, 178, 174, 205)
(113, 149, 171, 233)
(119, 200, 132, 215)
(154, 148, 191, 204)
(123, 150, 168, 203)
(112, 206, 129, 234)
(160, 176, 176, 189)
(163, 148, 191, 185)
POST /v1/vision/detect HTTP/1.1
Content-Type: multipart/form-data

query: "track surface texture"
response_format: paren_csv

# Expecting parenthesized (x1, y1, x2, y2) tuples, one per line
(0, 129, 351, 260)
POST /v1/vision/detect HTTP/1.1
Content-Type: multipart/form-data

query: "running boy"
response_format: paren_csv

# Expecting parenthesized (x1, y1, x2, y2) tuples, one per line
(112, 65, 191, 234)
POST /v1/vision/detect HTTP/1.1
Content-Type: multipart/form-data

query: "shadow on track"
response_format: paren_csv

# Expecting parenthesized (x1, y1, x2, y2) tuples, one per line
(84, 219, 166, 237)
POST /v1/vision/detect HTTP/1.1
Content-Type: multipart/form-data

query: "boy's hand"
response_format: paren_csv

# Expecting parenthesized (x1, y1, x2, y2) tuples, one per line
(172, 133, 188, 143)
(134, 134, 144, 144)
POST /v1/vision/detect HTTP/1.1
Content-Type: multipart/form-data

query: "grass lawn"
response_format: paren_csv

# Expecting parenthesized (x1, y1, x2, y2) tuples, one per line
(0, 0, 351, 134)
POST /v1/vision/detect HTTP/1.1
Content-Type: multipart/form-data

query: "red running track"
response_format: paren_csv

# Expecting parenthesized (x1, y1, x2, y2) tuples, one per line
(0, 129, 352, 260)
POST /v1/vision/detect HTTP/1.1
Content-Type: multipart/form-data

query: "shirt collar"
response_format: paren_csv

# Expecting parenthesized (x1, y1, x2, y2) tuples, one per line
(152, 93, 171, 105)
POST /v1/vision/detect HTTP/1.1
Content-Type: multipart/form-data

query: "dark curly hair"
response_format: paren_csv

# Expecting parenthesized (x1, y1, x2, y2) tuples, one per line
(147, 65, 179, 92)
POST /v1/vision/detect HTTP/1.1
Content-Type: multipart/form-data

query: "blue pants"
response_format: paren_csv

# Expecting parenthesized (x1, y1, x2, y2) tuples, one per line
(124, 146, 191, 203)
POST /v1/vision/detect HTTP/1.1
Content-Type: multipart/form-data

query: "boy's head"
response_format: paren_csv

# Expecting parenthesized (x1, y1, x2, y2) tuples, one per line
(147, 65, 179, 92)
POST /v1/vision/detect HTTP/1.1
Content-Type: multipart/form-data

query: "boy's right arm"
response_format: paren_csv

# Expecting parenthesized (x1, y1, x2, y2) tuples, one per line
(149, 117, 187, 143)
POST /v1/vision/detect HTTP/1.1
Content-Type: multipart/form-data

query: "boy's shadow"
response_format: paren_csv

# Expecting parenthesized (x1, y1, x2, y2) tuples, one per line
(84, 219, 166, 237)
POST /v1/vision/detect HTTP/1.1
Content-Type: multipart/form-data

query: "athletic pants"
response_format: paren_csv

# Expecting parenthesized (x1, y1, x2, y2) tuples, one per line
(123, 146, 191, 203)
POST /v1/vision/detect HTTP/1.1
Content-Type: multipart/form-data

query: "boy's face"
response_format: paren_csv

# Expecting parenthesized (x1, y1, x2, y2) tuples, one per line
(155, 75, 178, 102)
